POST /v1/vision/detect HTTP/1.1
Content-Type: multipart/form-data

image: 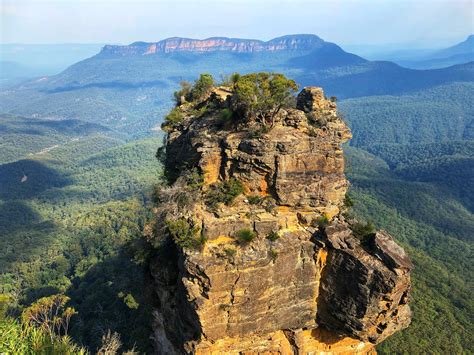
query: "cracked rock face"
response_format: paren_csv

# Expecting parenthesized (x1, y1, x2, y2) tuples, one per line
(151, 86, 412, 354)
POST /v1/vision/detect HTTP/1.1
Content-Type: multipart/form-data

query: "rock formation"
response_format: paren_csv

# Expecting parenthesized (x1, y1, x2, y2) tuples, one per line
(100, 34, 325, 55)
(149, 82, 412, 354)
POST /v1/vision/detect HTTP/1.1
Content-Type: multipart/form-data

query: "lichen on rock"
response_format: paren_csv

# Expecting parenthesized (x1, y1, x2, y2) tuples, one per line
(149, 73, 412, 354)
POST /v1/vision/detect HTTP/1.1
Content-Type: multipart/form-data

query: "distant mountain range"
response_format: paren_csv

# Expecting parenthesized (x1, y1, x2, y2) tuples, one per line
(0, 34, 473, 136)
(0, 43, 105, 87)
(433, 35, 474, 58)
(396, 35, 474, 69)
(100, 34, 327, 55)
(1, 34, 472, 354)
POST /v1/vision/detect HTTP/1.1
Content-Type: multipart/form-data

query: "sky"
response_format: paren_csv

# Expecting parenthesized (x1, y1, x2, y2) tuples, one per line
(1, 0, 473, 47)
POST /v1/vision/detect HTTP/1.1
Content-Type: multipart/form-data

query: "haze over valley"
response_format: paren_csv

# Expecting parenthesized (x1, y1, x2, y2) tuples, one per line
(1, 1, 473, 353)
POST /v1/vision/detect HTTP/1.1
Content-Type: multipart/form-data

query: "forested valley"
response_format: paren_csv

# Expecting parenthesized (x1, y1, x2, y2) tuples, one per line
(0, 36, 473, 353)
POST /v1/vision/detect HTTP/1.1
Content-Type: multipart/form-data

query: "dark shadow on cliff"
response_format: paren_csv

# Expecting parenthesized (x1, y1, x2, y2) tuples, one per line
(66, 249, 155, 353)
(0, 159, 72, 200)
(0, 159, 73, 279)
(149, 240, 203, 351)
(0, 200, 58, 271)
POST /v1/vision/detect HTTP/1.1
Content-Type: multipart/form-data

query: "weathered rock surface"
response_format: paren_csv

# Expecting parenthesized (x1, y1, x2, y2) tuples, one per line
(165, 86, 351, 219)
(150, 85, 412, 354)
(101, 34, 325, 56)
(317, 225, 412, 344)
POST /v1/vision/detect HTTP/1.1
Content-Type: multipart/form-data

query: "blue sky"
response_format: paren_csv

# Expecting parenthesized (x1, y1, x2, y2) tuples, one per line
(1, 0, 473, 46)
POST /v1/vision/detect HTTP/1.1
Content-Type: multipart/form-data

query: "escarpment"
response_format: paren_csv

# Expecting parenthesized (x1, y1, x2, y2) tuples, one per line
(100, 34, 324, 55)
(149, 76, 412, 354)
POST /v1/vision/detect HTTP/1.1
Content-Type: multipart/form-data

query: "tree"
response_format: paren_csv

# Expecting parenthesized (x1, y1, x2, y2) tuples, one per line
(173, 81, 192, 105)
(172, 74, 214, 105)
(231, 72, 298, 126)
(190, 73, 214, 101)
(97, 330, 122, 355)
(21, 294, 77, 343)
(165, 218, 202, 249)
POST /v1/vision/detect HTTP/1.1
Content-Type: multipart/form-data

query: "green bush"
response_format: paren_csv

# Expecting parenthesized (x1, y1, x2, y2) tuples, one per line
(172, 74, 214, 105)
(205, 178, 244, 210)
(247, 195, 263, 205)
(231, 72, 298, 125)
(224, 248, 236, 257)
(184, 168, 204, 190)
(316, 215, 330, 229)
(236, 228, 256, 244)
(163, 107, 184, 130)
(351, 221, 376, 240)
(165, 218, 202, 249)
(220, 108, 233, 122)
(173, 81, 192, 105)
(266, 231, 280, 242)
(269, 249, 278, 261)
(0, 317, 86, 354)
(190, 74, 214, 101)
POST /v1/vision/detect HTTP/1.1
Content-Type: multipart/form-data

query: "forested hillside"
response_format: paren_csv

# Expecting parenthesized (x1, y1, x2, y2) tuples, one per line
(0, 128, 162, 352)
(338, 73, 473, 353)
(339, 82, 474, 147)
(1, 35, 472, 136)
(1, 36, 473, 353)
(345, 148, 473, 353)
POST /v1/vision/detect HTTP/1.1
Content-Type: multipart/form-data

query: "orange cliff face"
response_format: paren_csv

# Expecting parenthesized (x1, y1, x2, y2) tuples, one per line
(148, 85, 412, 354)
(100, 34, 325, 55)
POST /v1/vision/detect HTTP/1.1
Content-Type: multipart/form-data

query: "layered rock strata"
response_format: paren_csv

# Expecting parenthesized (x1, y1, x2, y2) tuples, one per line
(150, 85, 412, 354)
(101, 34, 324, 56)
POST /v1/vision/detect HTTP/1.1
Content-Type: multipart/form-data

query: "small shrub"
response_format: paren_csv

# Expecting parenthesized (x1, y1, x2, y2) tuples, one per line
(189, 105, 208, 118)
(236, 228, 256, 244)
(205, 178, 244, 210)
(230, 72, 241, 86)
(224, 248, 236, 257)
(184, 168, 204, 190)
(264, 200, 277, 213)
(223, 178, 244, 202)
(173, 74, 214, 104)
(344, 194, 354, 208)
(316, 215, 330, 229)
(220, 108, 233, 122)
(162, 107, 184, 131)
(266, 231, 279, 242)
(247, 195, 262, 205)
(351, 221, 376, 241)
(269, 249, 278, 261)
(165, 218, 201, 249)
(308, 127, 319, 137)
(165, 107, 184, 124)
(173, 81, 192, 105)
(190, 74, 214, 101)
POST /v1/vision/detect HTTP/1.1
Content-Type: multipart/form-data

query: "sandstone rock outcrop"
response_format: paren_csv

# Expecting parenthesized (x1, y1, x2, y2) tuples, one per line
(101, 34, 324, 56)
(150, 83, 412, 354)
